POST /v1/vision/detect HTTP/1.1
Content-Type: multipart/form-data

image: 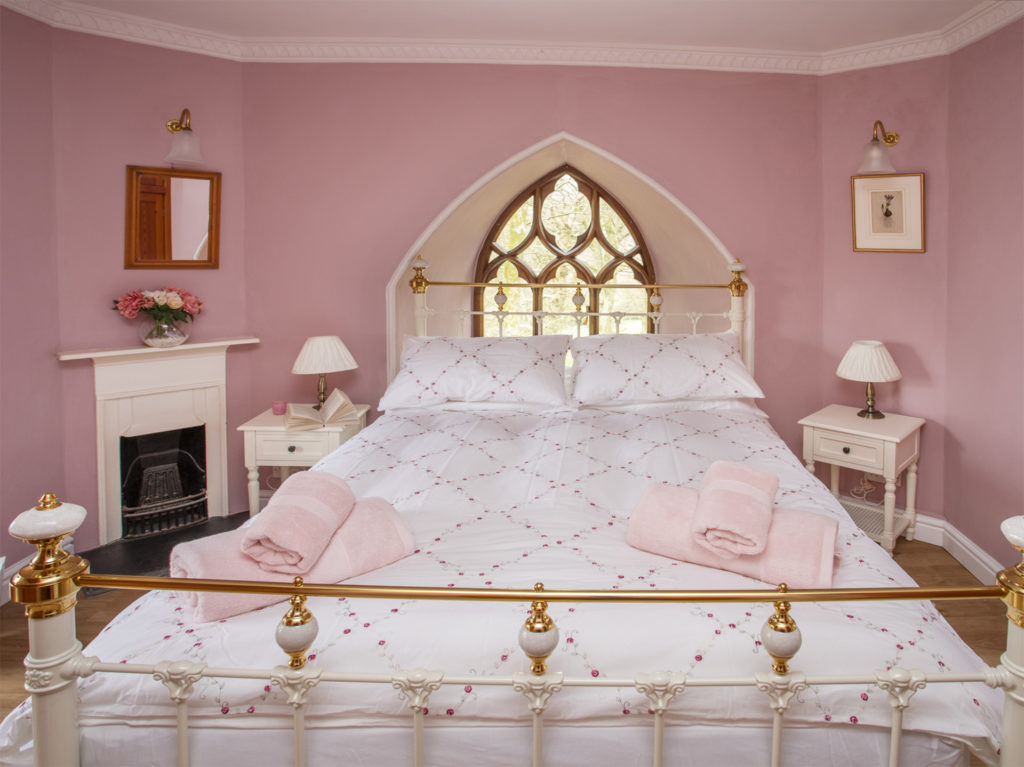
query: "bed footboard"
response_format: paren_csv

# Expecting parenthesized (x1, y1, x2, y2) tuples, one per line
(9, 496, 1024, 767)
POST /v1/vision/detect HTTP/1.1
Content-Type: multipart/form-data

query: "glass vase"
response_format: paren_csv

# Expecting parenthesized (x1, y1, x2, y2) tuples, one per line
(138, 318, 190, 348)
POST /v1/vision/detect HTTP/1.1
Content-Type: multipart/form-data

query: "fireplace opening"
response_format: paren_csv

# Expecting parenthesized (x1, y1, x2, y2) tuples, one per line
(120, 425, 208, 538)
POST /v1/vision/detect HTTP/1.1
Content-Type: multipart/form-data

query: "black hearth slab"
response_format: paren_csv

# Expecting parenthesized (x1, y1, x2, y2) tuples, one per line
(79, 512, 248, 596)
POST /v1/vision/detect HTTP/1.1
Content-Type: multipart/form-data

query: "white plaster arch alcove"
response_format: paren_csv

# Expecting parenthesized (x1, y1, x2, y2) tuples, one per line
(385, 132, 755, 381)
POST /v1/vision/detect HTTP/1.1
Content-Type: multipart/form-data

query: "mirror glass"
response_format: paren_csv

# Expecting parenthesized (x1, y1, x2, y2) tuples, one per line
(125, 166, 220, 269)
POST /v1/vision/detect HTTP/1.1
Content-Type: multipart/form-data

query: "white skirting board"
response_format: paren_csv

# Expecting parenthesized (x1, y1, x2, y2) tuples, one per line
(838, 496, 1003, 584)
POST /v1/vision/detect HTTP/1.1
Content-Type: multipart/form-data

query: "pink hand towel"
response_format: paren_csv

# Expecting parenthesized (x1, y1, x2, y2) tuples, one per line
(628, 484, 837, 589)
(691, 461, 779, 559)
(171, 498, 416, 622)
(240, 471, 356, 573)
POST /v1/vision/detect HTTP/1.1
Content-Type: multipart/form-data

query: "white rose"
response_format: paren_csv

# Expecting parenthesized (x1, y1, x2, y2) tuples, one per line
(165, 292, 184, 310)
(149, 290, 168, 305)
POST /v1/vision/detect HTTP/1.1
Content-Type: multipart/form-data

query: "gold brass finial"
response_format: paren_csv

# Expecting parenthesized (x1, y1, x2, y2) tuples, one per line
(520, 582, 559, 675)
(277, 577, 317, 669)
(36, 492, 61, 510)
(409, 255, 430, 294)
(997, 521, 1024, 628)
(281, 577, 313, 629)
(728, 262, 748, 298)
(762, 584, 801, 674)
(573, 283, 585, 312)
(524, 583, 554, 634)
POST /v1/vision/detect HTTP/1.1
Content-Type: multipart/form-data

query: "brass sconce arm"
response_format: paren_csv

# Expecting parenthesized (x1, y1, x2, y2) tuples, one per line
(166, 109, 193, 134)
(871, 120, 899, 147)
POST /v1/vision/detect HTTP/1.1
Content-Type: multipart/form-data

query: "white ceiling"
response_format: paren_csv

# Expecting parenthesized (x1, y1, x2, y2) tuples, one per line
(5, 0, 1024, 73)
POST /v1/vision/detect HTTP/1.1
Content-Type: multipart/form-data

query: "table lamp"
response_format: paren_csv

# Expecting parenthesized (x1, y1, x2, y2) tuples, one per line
(836, 340, 902, 419)
(292, 336, 358, 409)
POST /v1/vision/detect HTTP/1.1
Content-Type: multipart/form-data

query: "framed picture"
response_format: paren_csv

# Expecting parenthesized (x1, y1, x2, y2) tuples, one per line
(851, 173, 925, 252)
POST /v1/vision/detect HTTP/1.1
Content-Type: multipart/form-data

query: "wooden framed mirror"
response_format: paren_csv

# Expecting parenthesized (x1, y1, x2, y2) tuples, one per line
(125, 166, 221, 269)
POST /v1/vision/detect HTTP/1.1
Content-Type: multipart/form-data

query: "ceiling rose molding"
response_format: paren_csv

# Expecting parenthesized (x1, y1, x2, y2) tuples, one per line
(3, 0, 1024, 75)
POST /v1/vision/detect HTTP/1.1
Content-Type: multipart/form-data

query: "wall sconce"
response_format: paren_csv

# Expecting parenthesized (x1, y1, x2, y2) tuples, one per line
(857, 120, 899, 174)
(165, 108, 204, 166)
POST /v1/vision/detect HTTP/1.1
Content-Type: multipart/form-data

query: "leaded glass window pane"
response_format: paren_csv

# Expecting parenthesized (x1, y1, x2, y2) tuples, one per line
(494, 199, 533, 253)
(483, 261, 532, 337)
(540, 174, 591, 252)
(541, 263, 589, 337)
(598, 263, 647, 335)
(474, 166, 655, 337)
(599, 198, 637, 254)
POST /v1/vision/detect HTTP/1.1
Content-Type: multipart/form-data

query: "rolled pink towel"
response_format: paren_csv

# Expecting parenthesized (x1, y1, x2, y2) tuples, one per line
(691, 461, 779, 559)
(171, 498, 416, 622)
(241, 471, 356, 573)
(628, 484, 837, 589)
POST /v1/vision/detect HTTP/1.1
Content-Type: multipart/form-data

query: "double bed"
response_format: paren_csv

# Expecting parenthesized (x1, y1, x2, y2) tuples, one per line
(1, 261, 1015, 766)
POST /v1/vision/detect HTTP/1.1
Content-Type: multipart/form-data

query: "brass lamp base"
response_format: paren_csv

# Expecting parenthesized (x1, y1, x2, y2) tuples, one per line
(857, 382, 885, 419)
(314, 373, 327, 410)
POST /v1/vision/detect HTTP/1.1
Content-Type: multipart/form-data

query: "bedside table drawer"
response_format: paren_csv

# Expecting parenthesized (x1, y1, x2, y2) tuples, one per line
(256, 433, 331, 463)
(812, 431, 883, 471)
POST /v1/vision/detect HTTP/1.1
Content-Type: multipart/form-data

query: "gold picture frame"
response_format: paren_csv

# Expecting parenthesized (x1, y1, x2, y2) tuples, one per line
(851, 173, 925, 252)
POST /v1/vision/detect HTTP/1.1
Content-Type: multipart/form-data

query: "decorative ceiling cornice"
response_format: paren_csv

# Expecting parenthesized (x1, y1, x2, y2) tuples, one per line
(3, 0, 1023, 75)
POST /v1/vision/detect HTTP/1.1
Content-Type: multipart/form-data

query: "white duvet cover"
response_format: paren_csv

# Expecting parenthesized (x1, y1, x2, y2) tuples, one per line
(0, 404, 1002, 765)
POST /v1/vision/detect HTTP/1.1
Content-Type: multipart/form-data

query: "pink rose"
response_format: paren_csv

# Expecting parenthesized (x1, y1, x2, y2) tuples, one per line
(115, 290, 146, 319)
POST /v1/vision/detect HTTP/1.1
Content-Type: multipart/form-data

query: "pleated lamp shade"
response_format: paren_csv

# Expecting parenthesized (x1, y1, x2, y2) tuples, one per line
(835, 340, 901, 383)
(292, 336, 358, 375)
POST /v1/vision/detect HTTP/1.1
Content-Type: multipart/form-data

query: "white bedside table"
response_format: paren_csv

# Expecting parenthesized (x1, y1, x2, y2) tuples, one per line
(798, 404, 924, 553)
(238, 404, 370, 516)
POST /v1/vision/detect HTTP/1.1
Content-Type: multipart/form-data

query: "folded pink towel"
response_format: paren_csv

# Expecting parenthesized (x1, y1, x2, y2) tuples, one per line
(691, 461, 780, 559)
(240, 471, 356, 573)
(171, 498, 416, 622)
(628, 484, 837, 589)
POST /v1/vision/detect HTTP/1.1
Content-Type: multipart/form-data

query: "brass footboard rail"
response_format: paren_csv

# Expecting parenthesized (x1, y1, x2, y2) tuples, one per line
(10, 495, 1024, 767)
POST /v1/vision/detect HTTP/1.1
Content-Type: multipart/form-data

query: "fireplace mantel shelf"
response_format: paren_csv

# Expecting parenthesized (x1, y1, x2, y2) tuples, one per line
(58, 336, 259, 362)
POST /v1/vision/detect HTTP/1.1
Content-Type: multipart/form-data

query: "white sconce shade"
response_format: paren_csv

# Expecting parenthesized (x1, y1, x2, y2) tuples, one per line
(856, 119, 900, 175)
(857, 138, 896, 174)
(165, 108, 204, 166)
(836, 340, 901, 419)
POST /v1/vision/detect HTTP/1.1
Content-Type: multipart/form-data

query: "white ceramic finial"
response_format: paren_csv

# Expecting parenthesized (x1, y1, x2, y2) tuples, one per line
(8, 494, 87, 542)
(1001, 516, 1024, 551)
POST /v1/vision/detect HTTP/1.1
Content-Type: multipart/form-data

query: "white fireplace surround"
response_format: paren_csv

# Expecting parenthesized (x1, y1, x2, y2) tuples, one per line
(59, 337, 258, 545)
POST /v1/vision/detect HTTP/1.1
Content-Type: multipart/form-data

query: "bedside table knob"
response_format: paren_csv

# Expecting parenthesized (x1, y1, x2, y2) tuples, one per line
(842, 446, 851, 454)
(287, 445, 296, 453)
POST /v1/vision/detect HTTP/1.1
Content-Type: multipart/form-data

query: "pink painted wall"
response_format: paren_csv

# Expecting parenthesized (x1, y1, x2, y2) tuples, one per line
(945, 23, 1024, 561)
(0, 11, 62, 565)
(2, 8, 1023, 567)
(818, 57, 951, 526)
(240, 64, 824, 450)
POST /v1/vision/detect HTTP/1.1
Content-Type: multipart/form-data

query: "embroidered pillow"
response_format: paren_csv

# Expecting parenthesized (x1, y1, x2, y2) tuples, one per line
(570, 332, 763, 405)
(379, 335, 570, 410)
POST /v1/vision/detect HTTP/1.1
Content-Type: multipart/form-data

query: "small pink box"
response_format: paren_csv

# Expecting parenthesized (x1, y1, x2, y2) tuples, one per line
(272, 400, 287, 416)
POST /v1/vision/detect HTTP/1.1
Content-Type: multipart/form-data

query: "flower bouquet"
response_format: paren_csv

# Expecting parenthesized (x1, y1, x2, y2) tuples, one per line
(113, 287, 204, 347)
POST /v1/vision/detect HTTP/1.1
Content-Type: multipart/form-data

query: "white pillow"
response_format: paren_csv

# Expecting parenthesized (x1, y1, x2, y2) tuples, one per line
(570, 332, 763, 405)
(379, 335, 570, 410)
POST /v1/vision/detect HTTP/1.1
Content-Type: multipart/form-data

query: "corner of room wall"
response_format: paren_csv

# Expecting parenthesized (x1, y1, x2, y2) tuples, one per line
(0, 7, 62, 565)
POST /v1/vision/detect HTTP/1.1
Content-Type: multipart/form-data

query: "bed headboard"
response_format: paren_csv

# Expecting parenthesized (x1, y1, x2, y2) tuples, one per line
(393, 254, 753, 379)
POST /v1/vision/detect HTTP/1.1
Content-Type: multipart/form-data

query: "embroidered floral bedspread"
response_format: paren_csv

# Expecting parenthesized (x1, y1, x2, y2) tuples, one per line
(0, 405, 1002, 761)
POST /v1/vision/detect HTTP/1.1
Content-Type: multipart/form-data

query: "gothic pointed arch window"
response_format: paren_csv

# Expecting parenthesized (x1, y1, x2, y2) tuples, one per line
(474, 166, 656, 337)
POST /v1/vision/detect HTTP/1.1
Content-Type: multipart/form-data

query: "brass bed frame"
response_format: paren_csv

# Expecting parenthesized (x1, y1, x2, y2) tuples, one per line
(8, 259, 1024, 766)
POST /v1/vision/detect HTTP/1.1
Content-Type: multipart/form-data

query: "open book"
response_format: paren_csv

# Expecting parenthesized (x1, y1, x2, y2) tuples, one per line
(285, 389, 358, 430)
